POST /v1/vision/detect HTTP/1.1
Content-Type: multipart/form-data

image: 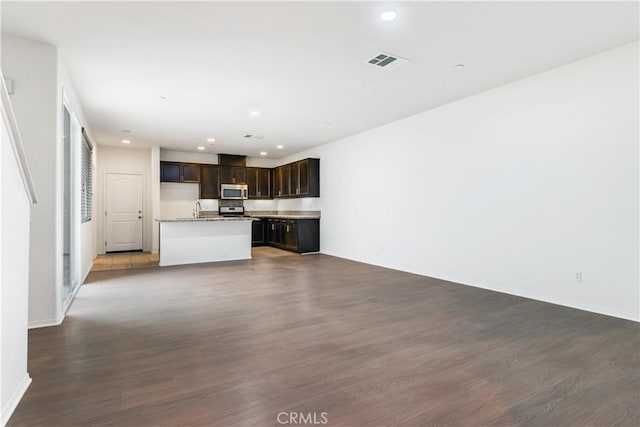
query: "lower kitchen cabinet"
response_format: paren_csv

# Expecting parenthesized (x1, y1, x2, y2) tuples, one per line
(251, 219, 265, 246)
(263, 218, 319, 253)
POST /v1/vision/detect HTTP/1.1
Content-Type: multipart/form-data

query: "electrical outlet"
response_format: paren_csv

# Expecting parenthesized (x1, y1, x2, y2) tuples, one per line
(575, 272, 583, 283)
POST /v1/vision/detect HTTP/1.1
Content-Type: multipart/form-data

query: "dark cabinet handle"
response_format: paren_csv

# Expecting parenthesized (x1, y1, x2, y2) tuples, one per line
(138, 216, 142, 219)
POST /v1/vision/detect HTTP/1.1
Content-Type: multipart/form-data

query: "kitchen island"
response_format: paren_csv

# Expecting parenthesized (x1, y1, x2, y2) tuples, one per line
(157, 217, 255, 266)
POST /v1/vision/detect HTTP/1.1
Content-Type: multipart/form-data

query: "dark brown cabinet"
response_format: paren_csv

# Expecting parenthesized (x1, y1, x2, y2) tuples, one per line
(266, 218, 283, 246)
(251, 218, 265, 246)
(298, 160, 309, 195)
(284, 220, 298, 249)
(160, 157, 319, 200)
(264, 218, 319, 253)
(160, 162, 181, 182)
(274, 158, 319, 198)
(273, 165, 290, 198)
(182, 163, 200, 183)
(161, 162, 200, 183)
(220, 166, 246, 184)
(199, 165, 220, 199)
(247, 167, 271, 199)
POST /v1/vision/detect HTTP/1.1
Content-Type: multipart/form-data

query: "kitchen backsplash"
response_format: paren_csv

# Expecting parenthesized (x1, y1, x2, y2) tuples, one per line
(160, 181, 321, 218)
(276, 197, 321, 211)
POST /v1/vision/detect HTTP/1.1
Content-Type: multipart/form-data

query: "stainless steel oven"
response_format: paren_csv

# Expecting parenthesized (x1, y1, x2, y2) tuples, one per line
(221, 183, 248, 200)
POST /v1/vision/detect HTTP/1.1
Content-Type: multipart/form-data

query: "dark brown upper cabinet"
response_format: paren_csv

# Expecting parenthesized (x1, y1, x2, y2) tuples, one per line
(199, 165, 220, 199)
(160, 162, 181, 183)
(274, 158, 319, 198)
(161, 161, 200, 183)
(161, 158, 319, 200)
(182, 163, 200, 183)
(247, 167, 271, 199)
(273, 165, 290, 198)
(219, 166, 247, 184)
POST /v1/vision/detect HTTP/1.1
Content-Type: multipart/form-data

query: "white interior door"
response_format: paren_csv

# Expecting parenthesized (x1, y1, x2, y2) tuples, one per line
(105, 173, 143, 252)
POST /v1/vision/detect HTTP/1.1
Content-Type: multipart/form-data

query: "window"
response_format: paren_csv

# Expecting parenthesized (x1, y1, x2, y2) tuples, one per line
(81, 128, 93, 222)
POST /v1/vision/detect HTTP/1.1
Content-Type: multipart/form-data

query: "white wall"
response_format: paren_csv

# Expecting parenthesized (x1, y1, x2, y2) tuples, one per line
(160, 182, 202, 219)
(160, 149, 218, 165)
(2, 35, 96, 327)
(0, 65, 36, 425)
(159, 149, 277, 168)
(281, 42, 639, 321)
(151, 146, 160, 253)
(1, 35, 60, 327)
(96, 145, 153, 254)
(0, 111, 32, 426)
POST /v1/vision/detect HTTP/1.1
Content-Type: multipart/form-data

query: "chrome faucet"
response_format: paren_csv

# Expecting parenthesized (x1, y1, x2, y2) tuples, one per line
(193, 201, 202, 218)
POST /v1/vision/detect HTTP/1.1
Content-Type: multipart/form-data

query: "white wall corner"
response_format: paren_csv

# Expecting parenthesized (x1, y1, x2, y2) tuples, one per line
(0, 373, 31, 427)
(28, 314, 64, 330)
(151, 146, 161, 253)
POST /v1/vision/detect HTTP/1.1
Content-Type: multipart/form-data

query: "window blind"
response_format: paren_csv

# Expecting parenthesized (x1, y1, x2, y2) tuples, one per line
(81, 128, 93, 222)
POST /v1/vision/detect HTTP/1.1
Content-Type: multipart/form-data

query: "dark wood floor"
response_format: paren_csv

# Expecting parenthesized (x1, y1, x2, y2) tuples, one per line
(9, 254, 639, 426)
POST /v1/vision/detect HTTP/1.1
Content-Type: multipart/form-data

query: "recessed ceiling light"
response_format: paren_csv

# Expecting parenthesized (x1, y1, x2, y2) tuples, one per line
(207, 138, 215, 142)
(380, 11, 397, 21)
(260, 151, 267, 156)
(121, 139, 131, 144)
(197, 146, 205, 150)
(249, 110, 261, 117)
(276, 145, 284, 149)
(455, 64, 465, 69)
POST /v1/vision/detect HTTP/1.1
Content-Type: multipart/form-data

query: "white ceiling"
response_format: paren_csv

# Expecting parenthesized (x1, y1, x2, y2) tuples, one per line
(2, 1, 638, 158)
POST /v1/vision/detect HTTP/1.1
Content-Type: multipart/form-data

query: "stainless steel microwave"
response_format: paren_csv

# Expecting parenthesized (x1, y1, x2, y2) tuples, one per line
(221, 184, 248, 200)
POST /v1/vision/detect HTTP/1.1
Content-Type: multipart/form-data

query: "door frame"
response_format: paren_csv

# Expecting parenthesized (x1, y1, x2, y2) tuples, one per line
(102, 171, 145, 253)
(61, 93, 80, 313)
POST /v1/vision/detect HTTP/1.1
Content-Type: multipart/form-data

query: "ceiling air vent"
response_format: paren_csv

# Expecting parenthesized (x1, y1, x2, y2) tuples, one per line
(366, 52, 408, 70)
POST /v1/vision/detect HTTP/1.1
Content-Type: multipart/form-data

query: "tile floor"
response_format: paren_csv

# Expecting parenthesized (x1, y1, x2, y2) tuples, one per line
(251, 246, 300, 258)
(91, 252, 159, 271)
(91, 247, 296, 272)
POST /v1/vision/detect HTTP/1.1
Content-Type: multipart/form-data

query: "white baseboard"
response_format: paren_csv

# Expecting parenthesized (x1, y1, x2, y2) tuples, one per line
(30, 281, 83, 329)
(28, 315, 64, 329)
(62, 282, 82, 315)
(1, 373, 31, 426)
